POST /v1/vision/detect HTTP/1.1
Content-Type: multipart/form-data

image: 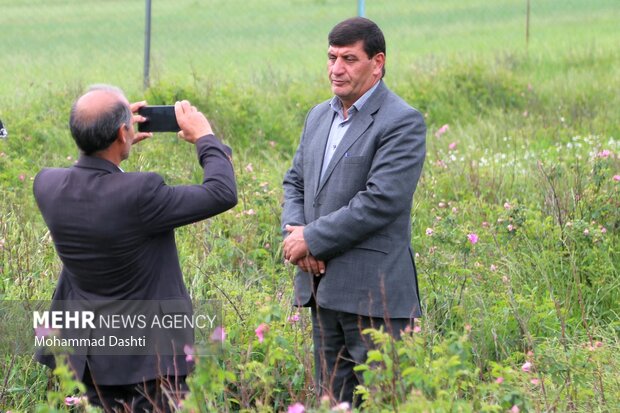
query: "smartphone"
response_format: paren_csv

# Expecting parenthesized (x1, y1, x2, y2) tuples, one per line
(137, 106, 180, 132)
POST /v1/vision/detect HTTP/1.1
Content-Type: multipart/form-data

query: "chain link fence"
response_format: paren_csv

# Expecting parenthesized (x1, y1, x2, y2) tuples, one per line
(1, 0, 422, 98)
(2, 0, 614, 103)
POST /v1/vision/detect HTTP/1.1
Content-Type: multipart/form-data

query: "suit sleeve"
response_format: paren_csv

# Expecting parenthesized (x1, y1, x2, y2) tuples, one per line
(281, 112, 311, 236)
(304, 109, 426, 261)
(138, 134, 237, 233)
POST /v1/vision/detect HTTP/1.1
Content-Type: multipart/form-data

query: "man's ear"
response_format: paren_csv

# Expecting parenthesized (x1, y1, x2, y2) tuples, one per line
(373, 52, 385, 76)
(116, 124, 128, 145)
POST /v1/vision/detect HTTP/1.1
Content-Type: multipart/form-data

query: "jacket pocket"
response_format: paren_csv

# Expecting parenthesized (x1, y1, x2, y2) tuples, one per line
(353, 234, 391, 254)
(342, 155, 368, 165)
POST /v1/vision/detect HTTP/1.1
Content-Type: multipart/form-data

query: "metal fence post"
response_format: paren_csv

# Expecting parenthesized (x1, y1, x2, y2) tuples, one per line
(358, 0, 365, 17)
(143, 0, 152, 89)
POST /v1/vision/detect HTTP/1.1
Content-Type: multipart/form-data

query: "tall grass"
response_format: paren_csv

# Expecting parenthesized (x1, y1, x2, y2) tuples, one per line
(1, 44, 619, 410)
(1, 1, 619, 411)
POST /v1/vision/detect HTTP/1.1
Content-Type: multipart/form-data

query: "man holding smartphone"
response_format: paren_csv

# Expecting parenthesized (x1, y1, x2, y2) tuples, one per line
(33, 84, 237, 411)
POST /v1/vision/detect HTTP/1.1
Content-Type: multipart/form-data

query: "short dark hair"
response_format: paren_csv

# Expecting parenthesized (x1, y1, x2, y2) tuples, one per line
(69, 87, 132, 155)
(328, 17, 386, 76)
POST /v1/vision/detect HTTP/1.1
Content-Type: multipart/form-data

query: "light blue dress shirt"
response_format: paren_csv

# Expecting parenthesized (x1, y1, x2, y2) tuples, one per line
(320, 81, 381, 180)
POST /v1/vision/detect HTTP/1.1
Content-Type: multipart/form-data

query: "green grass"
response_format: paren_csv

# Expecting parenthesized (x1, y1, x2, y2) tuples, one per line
(1, 0, 619, 411)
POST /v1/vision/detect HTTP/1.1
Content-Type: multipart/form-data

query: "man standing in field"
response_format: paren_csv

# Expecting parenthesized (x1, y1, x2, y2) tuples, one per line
(281, 17, 426, 405)
(33, 85, 237, 411)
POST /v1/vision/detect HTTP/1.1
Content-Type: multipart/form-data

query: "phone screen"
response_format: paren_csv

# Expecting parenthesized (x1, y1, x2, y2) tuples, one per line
(137, 106, 180, 132)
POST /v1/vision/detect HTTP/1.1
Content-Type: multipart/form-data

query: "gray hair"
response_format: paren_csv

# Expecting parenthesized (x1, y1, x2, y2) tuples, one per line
(69, 84, 132, 155)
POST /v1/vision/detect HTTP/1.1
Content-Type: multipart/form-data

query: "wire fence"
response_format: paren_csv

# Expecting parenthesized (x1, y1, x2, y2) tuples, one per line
(1, 0, 404, 98)
(2, 0, 613, 102)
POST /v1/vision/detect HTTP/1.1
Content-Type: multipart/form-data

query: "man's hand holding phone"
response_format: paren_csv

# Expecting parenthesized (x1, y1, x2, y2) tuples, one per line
(132, 100, 212, 145)
(130, 100, 153, 145)
(174, 100, 213, 144)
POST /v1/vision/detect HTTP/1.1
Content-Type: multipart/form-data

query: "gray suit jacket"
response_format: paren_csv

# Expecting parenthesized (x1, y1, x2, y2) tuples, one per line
(282, 81, 426, 319)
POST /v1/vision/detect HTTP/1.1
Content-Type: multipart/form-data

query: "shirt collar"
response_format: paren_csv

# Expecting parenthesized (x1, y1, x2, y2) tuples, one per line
(329, 80, 381, 117)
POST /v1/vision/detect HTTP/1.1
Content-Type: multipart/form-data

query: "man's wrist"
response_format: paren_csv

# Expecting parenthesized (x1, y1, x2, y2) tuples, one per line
(194, 132, 214, 143)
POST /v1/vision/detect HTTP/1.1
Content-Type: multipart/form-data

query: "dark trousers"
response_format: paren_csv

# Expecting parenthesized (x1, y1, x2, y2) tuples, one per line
(83, 365, 188, 412)
(311, 305, 412, 406)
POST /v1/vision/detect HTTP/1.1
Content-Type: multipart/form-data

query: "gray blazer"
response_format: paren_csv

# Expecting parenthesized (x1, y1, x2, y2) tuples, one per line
(282, 81, 426, 319)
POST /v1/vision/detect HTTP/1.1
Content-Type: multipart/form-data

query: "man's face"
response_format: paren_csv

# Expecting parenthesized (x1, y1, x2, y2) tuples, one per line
(327, 41, 384, 108)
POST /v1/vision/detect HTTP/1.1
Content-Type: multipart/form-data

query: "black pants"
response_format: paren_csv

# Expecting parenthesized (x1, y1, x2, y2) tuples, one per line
(311, 305, 412, 406)
(83, 365, 188, 412)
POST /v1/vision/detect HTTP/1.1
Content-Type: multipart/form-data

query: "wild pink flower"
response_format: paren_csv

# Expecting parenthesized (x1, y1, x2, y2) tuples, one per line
(288, 402, 305, 413)
(613, 175, 620, 182)
(495, 377, 504, 384)
(504, 202, 511, 210)
(19, 174, 25, 181)
(482, 221, 489, 228)
(434, 124, 449, 138)
(507, 224, 515, 232)
(244, 163, 254, 173)
(211, 326, 226, 342)
(435, 159, 447, 168)
(288, 313, 300, 324)
(413, 325, 422, 333)
(600, 227, 607, 234)
(467, 233, 479, 245)
(34, 326, 56, 338)
(332, 402, 351, 412)
(464, 324, 472, 332)
(183, 344, 194, 362)
(597, 149, 611, 158)
(438, 202, 447, 208)
(490, 264, 497, 272)
(255, 323, 269, 343)
(595, 341, 603, 348)
(269, 141, 276, 147)
(521, 361, 532, 373)
(511, 406, 520, 413)
(244, 209, 256, 216)
(425, 228, 433, 236)
(583, 229, 589, 236)
(502, 276, 509, 283)
(65, 396, 85, 406)
(531, 378, 540, 385)
(452, 207, 458, 214)
(448, 142, 457, 150)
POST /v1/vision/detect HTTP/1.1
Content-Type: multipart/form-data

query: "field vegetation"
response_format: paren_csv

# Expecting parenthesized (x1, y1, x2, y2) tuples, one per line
(0, 0, 619, 411)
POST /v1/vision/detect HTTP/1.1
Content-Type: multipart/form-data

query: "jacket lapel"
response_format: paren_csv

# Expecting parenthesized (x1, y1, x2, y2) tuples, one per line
(311, 109, 336, 196)
(314, 82, 388, 197)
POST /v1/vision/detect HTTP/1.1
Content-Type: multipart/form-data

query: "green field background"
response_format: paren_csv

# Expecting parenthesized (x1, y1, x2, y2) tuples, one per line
(1, 0, 619, 101)
(1, 0, 619, 411)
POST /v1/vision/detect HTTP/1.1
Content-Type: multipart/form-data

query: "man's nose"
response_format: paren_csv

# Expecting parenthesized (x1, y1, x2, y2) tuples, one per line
(331, 58, 345, 74)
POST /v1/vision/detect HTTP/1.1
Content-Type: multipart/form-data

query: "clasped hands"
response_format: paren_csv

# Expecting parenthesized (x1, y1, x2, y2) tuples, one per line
(283, 225, 325, 276)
